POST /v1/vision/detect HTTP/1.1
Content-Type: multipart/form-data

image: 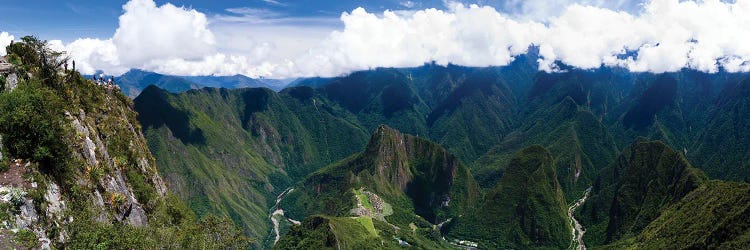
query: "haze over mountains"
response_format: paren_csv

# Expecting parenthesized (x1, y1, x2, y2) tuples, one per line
(111, 69, 292, 98)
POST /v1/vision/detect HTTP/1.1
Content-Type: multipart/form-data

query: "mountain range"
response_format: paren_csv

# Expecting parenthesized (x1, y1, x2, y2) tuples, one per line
(128, 53, 750, 249)
(111, 69, 293, 98)
(4, 37, 750, 249)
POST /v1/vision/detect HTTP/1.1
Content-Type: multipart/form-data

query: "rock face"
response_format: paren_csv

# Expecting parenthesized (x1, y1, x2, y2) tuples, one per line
(0, 80, 167, 247)
(65, 94, 167, 226)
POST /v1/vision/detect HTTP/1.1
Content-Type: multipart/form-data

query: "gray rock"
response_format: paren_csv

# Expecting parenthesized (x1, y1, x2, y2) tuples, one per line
(5, 73, 17, 91)
(44, 183, 65, 220)
(126, 205, 147, 226)
(14, 198, 38, 230)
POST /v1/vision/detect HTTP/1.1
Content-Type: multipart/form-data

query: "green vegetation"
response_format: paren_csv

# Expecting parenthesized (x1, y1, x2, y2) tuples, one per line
(135, 85, 370, 245)
(282, 125, 479, 224)
(277, 126, 479, 248)
(578, 138, 707, 246)
(0, 76, 70, 180)
(600, 181, 750, 249)
(127, 50, 750, 249)
(692, 77, 750, 181)
(447, 145, 571, 249)
(14, 229, 38, 248)
(66, 193, 249, 249)
(475, 96, 619, 201)
(0, 36, 249, 249)
(275, 215, 395, 249)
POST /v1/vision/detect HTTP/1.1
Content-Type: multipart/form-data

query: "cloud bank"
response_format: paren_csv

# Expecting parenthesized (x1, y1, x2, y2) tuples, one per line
(4, 0, 750, 77)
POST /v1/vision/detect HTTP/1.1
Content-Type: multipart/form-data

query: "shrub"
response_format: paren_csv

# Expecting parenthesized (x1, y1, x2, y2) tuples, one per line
(14, 229, 38, 248)
(0, 81, 70, 179)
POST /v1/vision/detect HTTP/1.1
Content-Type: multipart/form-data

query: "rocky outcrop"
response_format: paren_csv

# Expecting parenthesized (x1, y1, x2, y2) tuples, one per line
(67, 99, 166, 226)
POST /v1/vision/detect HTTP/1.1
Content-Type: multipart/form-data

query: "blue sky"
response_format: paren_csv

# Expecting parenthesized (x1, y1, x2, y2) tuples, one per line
(0, 0, 646, 42)
(0, 0, 454, 42)
(1, 0, 748, 78)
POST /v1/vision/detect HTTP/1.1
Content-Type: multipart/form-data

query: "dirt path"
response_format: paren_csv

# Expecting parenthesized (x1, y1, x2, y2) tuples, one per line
(568, 187, 592, 250)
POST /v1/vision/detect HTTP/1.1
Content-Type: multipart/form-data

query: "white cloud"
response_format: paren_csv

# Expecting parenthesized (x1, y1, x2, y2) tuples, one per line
(292, 0, 750, 76)
(113, 0, 215, 66)
(260, 0, 287, 7)
(6, 0, 750, 78)
(400, 1, 419, 9)
(0, 32, 14, 56)
(0, 32, 15, 56)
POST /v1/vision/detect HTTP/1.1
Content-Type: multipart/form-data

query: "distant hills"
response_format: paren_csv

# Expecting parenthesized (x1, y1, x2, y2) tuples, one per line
(111, 69, 293, 97)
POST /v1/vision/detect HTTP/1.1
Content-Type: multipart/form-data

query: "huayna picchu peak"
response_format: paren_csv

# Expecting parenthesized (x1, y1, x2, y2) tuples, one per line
(3, 1, 750, 248)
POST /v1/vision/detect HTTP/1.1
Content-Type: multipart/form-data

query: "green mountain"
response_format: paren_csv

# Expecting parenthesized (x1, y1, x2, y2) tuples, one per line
(277, 125, 479, 248)
(134, 85, 370, 246)
(281, 125, 480, 223)
(474, 96, 619, 201)
(0, 36, 245, 249)
(692, 77, 750, 181)
(447, 145, 570, 249)
(125, 52, 750, 249)
(603, 180, 750, 249)
(578, 138, 707, 246)
(116, 69, 201, 98)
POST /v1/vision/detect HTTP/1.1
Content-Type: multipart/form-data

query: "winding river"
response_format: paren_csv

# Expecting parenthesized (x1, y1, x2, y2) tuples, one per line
(568, 187, 592, 250)
(270, 188, 295, 244)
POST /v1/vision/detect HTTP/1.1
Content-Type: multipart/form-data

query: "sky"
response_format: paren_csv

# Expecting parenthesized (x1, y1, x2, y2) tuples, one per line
(1, 0, 749, 78)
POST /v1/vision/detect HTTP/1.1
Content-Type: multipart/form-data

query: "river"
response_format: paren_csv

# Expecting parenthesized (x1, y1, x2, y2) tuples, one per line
(270, 188, 295, 244)
(568, 187, 592, 250)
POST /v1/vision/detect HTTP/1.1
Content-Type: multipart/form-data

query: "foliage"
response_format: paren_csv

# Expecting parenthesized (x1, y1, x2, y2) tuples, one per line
(0, 82, 70, 178)
(14, 229, 38, 248)
(601, 181, 750, 249)
(66, 190, 251, 249)
(578, 138, 707, 246)
(447, 145, 570, 249)
(6, 187, 27, 208)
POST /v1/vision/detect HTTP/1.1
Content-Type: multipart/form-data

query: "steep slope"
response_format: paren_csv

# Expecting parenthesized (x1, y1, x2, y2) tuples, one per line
(315, 65, 526, 164)
(446, 145, 570, 249)
(283, 125, 480, 222)
(692, 76, 750, 181)
(0, 37, 246, 249)
(602, 180, 750, 249)
(475, 96, 619, 201)
(319, 68, 431, 137)
(278, 125, 480, 248)
(134, 85, 369, 244)
(578, 138, 707, 247)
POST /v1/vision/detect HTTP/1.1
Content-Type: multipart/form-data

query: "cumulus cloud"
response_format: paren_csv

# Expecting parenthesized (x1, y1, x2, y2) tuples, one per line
(57, 0, 218, 75)
(0, 32, 14, 56)
(293, 0, 750, 76)
(6, 0, 750, 78)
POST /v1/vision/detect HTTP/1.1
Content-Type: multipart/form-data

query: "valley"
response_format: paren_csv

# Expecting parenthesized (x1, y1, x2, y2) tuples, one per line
(3, 0, 750, 249)
(132, 62, 750, 249)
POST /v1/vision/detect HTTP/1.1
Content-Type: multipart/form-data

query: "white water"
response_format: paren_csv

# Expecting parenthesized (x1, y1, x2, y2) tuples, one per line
(271, 188, 294, 245)
(568, 187, 592, 250)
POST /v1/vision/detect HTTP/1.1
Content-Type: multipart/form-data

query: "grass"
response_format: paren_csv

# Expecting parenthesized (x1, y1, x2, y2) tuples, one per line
(353, 189, 374, 211)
